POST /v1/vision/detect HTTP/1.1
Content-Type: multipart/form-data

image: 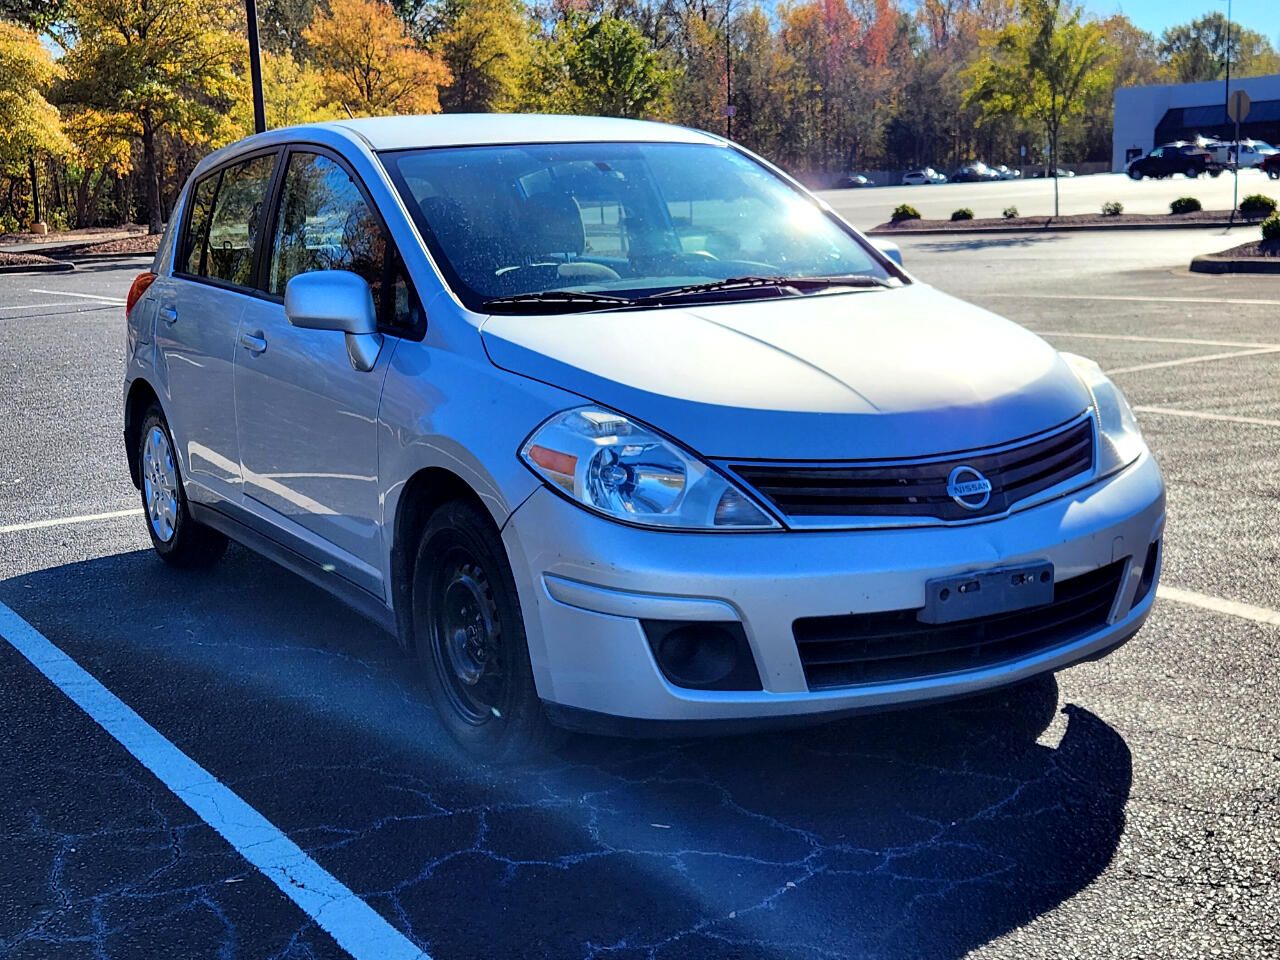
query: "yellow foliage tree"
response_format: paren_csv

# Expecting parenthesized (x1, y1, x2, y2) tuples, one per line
(433, 0, 533, 112)
(305, 0, 451, 116)
(231, 49, 344, 135)
(0, 21, 70, 224)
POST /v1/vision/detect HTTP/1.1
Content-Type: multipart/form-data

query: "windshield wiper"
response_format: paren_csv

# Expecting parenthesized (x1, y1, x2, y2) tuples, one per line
(483, 290, 634, 313)
(631, 274, 894, 305)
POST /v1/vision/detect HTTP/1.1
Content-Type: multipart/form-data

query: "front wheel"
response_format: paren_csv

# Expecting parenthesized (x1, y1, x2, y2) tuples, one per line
(1269, 168, 1280, 181)
(1128, 168, 1142, 180)
(137, 405, 227, 567)
(412, 500, 558, 761)
(1185, 166, 1200, 178)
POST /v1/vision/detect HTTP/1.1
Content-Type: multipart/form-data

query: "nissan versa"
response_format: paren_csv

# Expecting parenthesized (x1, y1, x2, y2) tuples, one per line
(123, 115, 1165, 758)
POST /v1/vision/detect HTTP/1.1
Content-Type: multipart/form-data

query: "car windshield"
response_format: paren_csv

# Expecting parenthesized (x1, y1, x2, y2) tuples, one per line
(380, 141, 894, 311)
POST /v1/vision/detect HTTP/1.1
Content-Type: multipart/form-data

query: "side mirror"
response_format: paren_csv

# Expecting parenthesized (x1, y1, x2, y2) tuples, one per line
(284, 270, 382, 372)
(873, 239, 903, 267)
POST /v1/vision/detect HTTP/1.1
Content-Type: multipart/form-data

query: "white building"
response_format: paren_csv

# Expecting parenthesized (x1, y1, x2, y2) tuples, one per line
(1112, 73, 1280, 170)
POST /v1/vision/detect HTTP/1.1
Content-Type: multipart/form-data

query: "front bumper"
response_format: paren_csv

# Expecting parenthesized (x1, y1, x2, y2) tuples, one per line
(501, 452, 1165, 725)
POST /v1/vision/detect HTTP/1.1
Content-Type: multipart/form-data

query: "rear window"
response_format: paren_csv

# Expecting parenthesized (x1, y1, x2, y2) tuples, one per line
(179, 153, 278, 288)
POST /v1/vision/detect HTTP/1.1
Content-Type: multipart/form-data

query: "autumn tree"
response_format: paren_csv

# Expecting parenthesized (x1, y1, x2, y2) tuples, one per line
(965, 0, 1109, 215)
(0, 21, 70, 226)
(305, 0, 452, 116)
(58, 0, 242, 232)
(522, 14, 671, 117)
(432, 0, 534, 112)
(231, 50, 342, 134)
(1159, 12, 1280, 84)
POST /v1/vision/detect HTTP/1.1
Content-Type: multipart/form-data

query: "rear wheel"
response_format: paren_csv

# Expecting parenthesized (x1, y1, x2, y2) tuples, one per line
(137, 405, 227, 567)
(1185, 166, 1200, 178)
(1269, 167, 1280, 181)
(412, 500, 558, 761)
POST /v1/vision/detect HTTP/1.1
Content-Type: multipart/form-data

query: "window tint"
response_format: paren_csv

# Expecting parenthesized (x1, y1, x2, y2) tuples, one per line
(182, 173, 220, 275)
(269, 152, 386, 295)
(204, 154, 277, 286)
(268, 151, 422, 336)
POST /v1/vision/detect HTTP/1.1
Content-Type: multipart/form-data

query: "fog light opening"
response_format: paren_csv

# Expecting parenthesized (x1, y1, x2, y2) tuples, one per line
(642, 621, 762, 691)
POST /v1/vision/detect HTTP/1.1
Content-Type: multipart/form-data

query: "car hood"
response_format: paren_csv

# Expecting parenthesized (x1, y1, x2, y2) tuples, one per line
(480, 284, 1092, 460)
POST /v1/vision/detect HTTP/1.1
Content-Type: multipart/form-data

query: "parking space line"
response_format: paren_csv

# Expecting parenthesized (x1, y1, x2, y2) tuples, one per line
(0, 600, 431, 960)
(28, 288, 127, 304)
(1106, 347, 1280, 376)
(0, 302, 80, 314)
(0, 508, 143, 535)
(1030, 331, 1280, 349)
(988, 293, 1280, 307)
(1134, 406, 1280, 428)
(1158, 586, 1280, 627)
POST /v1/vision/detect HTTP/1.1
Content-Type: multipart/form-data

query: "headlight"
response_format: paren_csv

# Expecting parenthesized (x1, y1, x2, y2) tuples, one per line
(1062, 353, 1146, 478)
(520, 407, 780, 530)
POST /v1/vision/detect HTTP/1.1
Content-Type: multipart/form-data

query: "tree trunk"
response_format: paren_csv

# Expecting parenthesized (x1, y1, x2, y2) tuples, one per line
(27, 153, 42, 225)
(141, 113, 163, 234)
(1049, 124, 1059, 218)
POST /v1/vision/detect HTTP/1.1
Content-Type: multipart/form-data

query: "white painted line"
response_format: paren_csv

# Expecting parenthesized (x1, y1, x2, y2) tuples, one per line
(988, 292, 1280, 307)
(1106, 347, 1280, 376)
(28, 288, 127, 304)
(0, 600, 431, 960)
(0, 302, 80, 314)
(0, 508, 143, 535)
(1158, 586, 1280, 628)
(1030, 330, 1280, 350)
(1134, 405, 1280, 428)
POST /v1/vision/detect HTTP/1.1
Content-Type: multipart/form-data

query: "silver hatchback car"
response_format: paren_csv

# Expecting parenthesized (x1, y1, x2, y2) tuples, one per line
(124, 115, 1165, 758)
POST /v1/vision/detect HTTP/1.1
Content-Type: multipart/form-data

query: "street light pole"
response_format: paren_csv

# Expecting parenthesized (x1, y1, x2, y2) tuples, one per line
(1223, 0, 1232, 109)
(246, 0, 267, 134)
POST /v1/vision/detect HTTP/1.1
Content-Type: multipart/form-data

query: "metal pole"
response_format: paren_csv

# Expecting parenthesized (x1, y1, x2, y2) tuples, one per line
(724, 1, 732, 141)
(246, 0, 267, 134)
(1223, 0, 1232, 108)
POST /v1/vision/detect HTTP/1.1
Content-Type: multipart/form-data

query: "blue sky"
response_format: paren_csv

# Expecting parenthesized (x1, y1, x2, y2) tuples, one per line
(1085, 0, 1277, 40)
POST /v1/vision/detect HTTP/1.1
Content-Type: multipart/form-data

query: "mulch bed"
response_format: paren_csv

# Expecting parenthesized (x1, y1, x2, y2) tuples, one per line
(0, 250, 61, 267)
(66, 234, 161, 255)
(0, 225, 147, 247)
(873, 209, 1259, 231)
(1205, 239, 1280, 259)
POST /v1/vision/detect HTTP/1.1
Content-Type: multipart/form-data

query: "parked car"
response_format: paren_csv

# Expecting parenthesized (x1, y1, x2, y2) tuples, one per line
(902, 167, 947, 185)
(950, 162, 1001, 183)
(1263, 153, 1280, 180)
(1206, 139, 1277, 169)
(835, 173, 873, 188)
(124, 115, 1164, 757)
(1032, 167, 1077, 178)
(1127, 143, 1221, 180)
(993, 164, 1022, 180)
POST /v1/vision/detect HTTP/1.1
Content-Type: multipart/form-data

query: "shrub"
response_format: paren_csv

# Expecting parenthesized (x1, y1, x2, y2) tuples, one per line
(1170, 196, 1202, 215)
(950, 208, 974, 221)
(1101, 200, 1123, 216)
(1262, 214, 1280, 242)
(891, 203, 921, 222)
(1240, 194, 1277, 218)
(1002, 206, 1019, 219)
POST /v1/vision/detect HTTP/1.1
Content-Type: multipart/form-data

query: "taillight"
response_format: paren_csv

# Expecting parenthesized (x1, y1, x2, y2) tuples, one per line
(126, 271, 157, 316)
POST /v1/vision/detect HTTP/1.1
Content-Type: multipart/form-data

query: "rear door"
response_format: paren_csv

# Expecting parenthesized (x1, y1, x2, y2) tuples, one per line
(233, 147, 423, 597)
(154, 151, 279, 505)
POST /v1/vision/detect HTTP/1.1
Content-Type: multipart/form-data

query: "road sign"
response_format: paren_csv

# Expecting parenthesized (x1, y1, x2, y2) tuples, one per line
(1227, 89, 1251, 124)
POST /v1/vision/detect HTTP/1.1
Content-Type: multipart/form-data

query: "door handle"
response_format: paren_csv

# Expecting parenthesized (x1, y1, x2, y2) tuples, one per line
(239, 332, 267, 355)
(159, 305, 178, 325)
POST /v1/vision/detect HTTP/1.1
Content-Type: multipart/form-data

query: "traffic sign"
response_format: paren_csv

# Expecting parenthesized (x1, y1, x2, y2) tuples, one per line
(1227, 89, 1251, 124)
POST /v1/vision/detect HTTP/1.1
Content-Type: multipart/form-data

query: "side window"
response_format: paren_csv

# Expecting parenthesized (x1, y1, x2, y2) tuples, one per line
(269, 151, 422, 335)
(181, 173, 220, 275)
(204, 154, 277, 287)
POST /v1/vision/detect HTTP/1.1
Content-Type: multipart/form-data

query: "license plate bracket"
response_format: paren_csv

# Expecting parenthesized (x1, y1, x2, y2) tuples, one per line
(918, 561, 1054, 624)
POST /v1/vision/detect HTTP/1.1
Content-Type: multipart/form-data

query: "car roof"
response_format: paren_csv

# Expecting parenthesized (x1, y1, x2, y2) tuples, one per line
(298, 114, 724, 151)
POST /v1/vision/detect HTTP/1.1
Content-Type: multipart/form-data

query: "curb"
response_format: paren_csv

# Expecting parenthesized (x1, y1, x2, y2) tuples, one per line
(51, 251, 156, 263)
(867, 219, 1247, 236)
(0, 260, 75, 274)
(1189, 254, 1280, 275)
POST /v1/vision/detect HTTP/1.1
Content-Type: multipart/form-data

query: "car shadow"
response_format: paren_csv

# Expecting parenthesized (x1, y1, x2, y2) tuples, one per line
(1, 546, 1132, 960)
(910, 234, 1065, 253)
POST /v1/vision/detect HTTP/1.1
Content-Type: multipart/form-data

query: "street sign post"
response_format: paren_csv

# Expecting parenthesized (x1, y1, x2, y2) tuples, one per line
(1226, 90, 1251, 220)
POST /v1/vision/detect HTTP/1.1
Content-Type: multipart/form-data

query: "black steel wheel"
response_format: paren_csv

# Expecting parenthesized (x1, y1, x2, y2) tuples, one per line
(412, 499, 558, 760)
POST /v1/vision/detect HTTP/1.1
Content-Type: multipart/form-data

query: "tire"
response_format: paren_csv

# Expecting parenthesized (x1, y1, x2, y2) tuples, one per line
(1269, 169, 1280, 181)
(137, 405, 228, 568)
(411, 499, 559, 761)
(1128, 168, 1142, 180)
(1185, 166, 1199, 178)
(1209, 168, 1222, 178)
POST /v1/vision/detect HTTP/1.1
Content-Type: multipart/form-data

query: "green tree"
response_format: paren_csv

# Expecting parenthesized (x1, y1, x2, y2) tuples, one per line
(0, 0, 68, 31)
(58, 0, 243, 232)
(523, 14, 671, 118)
(1159, 12, 1280, 83)
(964, 0, 1109, 215)
(433, 0, 533, 112)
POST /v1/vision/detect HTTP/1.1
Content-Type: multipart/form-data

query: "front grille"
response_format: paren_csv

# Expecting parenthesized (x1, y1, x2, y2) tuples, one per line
(793, 560, 1126, 690)
(728, 416, 1094, 523)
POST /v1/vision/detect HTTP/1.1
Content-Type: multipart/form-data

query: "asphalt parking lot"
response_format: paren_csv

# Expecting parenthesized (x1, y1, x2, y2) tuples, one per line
(2, 227, 1278, 959)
